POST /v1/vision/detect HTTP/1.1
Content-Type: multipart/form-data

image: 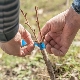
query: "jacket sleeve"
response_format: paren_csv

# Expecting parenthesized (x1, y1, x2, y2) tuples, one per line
(72, 0, 80, 14)
(0, 0, 19, 42)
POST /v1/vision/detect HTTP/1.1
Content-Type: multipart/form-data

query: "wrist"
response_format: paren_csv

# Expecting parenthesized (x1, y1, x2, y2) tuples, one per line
(65, 7, 80, 28)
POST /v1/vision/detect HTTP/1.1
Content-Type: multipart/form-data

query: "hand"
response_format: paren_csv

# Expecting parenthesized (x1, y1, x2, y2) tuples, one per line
(0, 24, 34, 57)
(39, 7, 80, 57)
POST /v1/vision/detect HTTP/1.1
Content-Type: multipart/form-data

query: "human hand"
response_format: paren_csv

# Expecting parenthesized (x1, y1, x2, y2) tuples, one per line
(0, 24, 34, 57)
(39, 7, 80, 56)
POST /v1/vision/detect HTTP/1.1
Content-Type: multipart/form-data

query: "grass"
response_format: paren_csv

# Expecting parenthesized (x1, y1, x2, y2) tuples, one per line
(1, 0, 80, 80)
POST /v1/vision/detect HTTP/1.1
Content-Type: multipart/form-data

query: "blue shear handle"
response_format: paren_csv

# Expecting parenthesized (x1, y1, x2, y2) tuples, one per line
(34, 42, 46, 50)
(21, 40, 46, 50)
(21, 39, 27, 46)
(39, 42, 46, 50)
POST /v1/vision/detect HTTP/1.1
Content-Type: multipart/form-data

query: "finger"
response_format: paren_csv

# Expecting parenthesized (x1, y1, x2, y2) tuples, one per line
(49, 31, 60, 38)
(54, 44, 61, 50)
(19, 24, 33, 44)
(49, 32, 62, 46)
(19, 24, 34, 55)
(21, 43, 34, 55)
(50, 40, 56, 47)
(23, 30, 34, 54)
(22, 30, 33, 44)
(45, 33, 52, 42)
(44, 40, 47, 45)
(16, 47, 27, 57)
(22, 30, 34, 55)
(51, 47, 67, 56)
(38, 22, 51, 41)
(51, 48, 63, 56)
(46, 43, 52, 54)
(44, 32, 52, 45)
(59, 47, 68, 56)
(49, 31, 61, 42)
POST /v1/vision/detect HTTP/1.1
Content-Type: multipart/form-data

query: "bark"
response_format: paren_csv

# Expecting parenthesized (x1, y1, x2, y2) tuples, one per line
(41, 49, 55, 80)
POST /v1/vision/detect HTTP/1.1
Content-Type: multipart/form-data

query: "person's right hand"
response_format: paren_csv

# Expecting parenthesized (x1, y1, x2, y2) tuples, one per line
(39, 7, 80, 57)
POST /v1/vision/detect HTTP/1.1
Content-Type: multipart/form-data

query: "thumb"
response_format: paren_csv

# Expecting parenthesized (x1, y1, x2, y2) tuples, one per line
(38, 22, 51, 42)
(19, 24, 34, 55)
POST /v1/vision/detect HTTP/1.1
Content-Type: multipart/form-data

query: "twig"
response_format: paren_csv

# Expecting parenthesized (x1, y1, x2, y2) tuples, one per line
(35, 6, 43, 42)
(20, 9, 38, 41)
(21, 7, 55, 80)
(35, 6, 55, 80)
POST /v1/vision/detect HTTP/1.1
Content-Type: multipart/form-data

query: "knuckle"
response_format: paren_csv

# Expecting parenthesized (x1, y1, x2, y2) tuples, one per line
(45, 21, 51, 27)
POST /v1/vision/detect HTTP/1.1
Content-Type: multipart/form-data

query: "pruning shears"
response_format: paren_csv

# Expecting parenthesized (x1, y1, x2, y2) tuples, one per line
(21, 39, 46, 50)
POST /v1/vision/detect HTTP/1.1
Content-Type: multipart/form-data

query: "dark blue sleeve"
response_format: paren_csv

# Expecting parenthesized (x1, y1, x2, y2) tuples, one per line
(72, 0, 80, 14)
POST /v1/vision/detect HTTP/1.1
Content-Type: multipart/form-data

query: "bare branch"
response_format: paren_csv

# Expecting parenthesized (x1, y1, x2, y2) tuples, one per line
(20, 7, 55, 80)
(35, 6, 43, 42)
(20, 9, 38, 41)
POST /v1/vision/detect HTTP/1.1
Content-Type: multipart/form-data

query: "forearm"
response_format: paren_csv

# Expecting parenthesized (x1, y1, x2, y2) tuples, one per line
(0, 0, 19, 42)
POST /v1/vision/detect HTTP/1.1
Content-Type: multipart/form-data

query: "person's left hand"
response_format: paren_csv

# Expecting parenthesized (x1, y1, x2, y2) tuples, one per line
(0, 24, 34, 57)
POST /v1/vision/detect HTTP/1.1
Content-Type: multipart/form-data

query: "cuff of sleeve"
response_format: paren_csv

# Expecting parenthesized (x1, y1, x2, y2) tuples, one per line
(72, 3, 80, 14)
(0, 23, 19, 42)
